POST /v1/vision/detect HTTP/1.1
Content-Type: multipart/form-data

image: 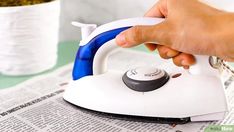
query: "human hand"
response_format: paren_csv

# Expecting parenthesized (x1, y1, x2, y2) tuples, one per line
(116, 0, 234, 68)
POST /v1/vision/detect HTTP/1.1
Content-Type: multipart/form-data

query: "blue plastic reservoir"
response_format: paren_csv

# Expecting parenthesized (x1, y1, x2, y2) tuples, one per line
(73, 27, 131, 80)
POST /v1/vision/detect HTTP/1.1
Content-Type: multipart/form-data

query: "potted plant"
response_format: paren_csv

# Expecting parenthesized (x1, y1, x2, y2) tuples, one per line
(0, 0, 60, 76)
(0, 0, 53, 6)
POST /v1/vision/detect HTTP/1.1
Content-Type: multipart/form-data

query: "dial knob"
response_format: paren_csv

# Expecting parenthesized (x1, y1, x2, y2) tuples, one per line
(122, 67, 170, 92)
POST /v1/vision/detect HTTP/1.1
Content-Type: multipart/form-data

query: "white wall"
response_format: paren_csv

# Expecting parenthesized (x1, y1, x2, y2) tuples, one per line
(59, 0, 156, 41)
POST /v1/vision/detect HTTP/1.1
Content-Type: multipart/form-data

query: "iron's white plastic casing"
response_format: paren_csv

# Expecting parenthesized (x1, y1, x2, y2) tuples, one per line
(63, 45, 227, 121)
(189, 56, 219, 76)
(72, 21, 97, 40)
(64, 17, 228, 122)
(64, 71, 227, 121)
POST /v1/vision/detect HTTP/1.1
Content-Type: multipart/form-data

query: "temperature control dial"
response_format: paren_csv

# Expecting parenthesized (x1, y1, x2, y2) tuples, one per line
(122, 67, 170, 92)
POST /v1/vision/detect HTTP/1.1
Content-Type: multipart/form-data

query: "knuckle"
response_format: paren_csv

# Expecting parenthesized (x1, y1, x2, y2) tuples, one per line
(159, 51, 169, 59)
(173, 58, 182, 67)
(130, 26, 144, 43)
(158, 46, 170, 59)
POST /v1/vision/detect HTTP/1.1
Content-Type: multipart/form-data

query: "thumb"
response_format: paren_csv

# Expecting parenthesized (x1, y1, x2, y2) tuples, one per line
(115, 22, 168, 48)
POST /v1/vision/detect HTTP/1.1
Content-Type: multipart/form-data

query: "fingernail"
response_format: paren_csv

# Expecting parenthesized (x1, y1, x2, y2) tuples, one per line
(183, 66, 190, 69)
(116, 33, 127, 46)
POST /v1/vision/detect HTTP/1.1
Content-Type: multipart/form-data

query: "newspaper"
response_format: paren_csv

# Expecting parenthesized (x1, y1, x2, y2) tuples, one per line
(0, 50, 233, 132)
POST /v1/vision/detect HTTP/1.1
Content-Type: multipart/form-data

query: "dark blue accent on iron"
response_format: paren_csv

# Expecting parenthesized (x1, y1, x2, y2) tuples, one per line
(72, 27, 131, 80)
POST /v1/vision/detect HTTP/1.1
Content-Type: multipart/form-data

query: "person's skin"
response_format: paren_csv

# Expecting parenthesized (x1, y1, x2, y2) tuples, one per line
(116, 0, 234, 68)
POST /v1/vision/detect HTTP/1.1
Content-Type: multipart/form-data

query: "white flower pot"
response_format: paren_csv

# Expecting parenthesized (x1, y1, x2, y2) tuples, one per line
(0, 0, 60, 76)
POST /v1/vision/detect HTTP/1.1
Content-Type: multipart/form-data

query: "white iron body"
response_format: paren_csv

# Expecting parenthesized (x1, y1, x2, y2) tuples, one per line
(63, 17, 228, 122)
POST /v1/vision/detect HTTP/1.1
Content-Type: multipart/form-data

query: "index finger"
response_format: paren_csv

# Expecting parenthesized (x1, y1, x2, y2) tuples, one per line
(144, 0, 168, 50)
(144, 0, 167, 17)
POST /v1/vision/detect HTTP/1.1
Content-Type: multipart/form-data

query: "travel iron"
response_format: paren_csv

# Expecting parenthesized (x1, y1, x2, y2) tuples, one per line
(63, 17, 228, 124)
